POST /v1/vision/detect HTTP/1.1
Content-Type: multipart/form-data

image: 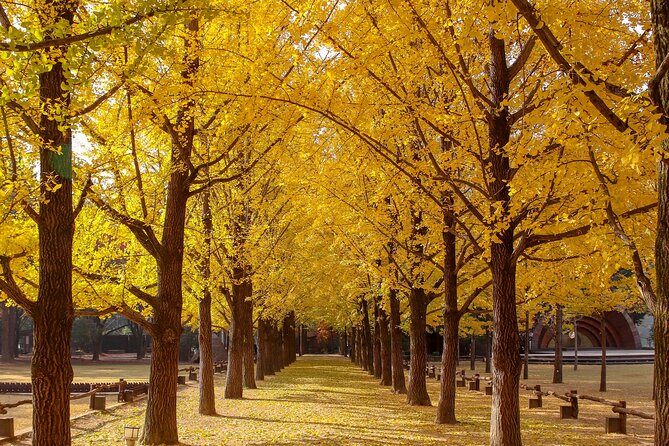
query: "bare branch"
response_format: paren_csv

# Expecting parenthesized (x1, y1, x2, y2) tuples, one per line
(0, 256, 36, 316)
(508, 35, 537, 80)
(72, 177, 93, 221)
(89, 192, 162, 259)
(71, 83, 123, 118)
(22, 201, 40, 224)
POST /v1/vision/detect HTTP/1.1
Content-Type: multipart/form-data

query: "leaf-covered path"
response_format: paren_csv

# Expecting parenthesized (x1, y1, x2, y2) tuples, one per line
(26, 355, 652, 445)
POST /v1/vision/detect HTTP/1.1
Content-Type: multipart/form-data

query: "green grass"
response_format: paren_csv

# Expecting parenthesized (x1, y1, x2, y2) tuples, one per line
(9, 355, 649, 446)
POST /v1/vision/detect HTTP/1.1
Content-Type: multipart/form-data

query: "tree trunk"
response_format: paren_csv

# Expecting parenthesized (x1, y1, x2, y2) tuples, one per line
(141, 321, 180, 444)
(92, 317, 103, 362)
(470, 333, 476, 371)
(9, 308, 18, 358)
(378, 307, 392, 386)
(243, 298, 256, 389)
(273, 323, 284, 371)
(225, 268, 246, 399)
(362, 299, 374, 375)
(197, 162, 216, 415)
(389, 288, 407, 394)
(553, 305, 563, 384)
(2, 304, 13, 362)
(282, 315, 291, 366)
(350, 326, 356, 363)
(198, 294, 216, 415)
(130, 322, 146, 360)
(600, 315, 607, 392)
(289, 312, 297, 363)
(31, 4, 77, 444)
(651, 2, 669, 442)
(437, 210, 459, 424)
(406, 287, 431, 406)
(487, 25, 522, 446)
(358, 321, 367, 369)
(140, 16, 199, 444)
(301, 325, 307, 355)
(256, 318, 266, 381)
(342, 329, 348, 357)
(373, 300, 382, 379)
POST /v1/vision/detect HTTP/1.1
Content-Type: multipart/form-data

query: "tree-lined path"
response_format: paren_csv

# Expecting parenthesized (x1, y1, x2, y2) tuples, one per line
(2, 355, 650, 446)
(1, 0, 668, 444)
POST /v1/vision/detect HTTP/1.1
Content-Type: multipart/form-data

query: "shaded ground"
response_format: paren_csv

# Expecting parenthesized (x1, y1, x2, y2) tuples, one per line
(0, 358, 152, 434)
(6, 355, 651, 445)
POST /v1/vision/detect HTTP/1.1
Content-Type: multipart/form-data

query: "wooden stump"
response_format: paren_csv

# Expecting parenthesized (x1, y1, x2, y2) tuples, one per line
(89, 395, 106, 410)
(177, 375, 186, 385)
(0, 418, 14, 438)
(560, 406, 574, 419)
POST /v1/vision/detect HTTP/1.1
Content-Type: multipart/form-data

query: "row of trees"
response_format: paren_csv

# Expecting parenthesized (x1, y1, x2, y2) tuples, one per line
(0, 0, 668, 445)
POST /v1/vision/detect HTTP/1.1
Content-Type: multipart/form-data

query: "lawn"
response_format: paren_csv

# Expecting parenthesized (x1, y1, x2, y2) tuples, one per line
(0, 359, 151, 383)
(2, 355, 651, 445)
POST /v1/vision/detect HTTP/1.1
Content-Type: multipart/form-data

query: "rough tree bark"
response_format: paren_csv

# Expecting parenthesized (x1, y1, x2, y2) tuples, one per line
(282, 315, 291, 366)
(487, 26, 522, 446)
(350, 326, 357, 364)
(256, 318, 266, 381)
(198, 180, 216, 415)
(28, 3, 77, 444)
(274, 322, 284, 371)
(361, 299, 374, 375)
(198, 293, 216, 414)
(1, 304, 13, 362)
(407, 287, 431, 406)
(378, 307, 392, 386)
(652, 2, 669, 442)
(225, 267, 247, 399)
(389, 288, 407, 394)
(373, 300, 382, 379)
(436, 207, 459, 424)
(243, 298, 256, 389)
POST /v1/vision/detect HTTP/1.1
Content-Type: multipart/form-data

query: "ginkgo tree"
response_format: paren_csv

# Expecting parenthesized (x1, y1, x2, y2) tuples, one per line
(0, 1, 170, 444)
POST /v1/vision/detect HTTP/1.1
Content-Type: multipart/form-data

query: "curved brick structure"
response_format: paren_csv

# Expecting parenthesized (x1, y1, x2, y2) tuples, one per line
(533, 311, 642, 350)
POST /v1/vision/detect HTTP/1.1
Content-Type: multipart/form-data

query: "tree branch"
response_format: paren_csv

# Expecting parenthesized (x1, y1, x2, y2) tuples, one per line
(0, 256, 36, 316)
(508, 35, 537, 80)
(0, 10, 158, 52)
(89, 192, 162, 259)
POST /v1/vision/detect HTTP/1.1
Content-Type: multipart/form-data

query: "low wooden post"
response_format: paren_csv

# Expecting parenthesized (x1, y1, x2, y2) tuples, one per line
(570, 390, 579, 419)
(457, 370, 466, 387)
(188, 367, 197, 381)
(529, 385, 542, 408)
(124, 389, 135, 403)
(485, 383, 493, 395)
(469, 374, 480, 391)
(606, 401, 627, 434)
(0, 418, 14, 438)
(560, 390, 579, 419)
(89, 394, 106, 411)
(177, 375, 186, 385)
(118, 379, 127, 403)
